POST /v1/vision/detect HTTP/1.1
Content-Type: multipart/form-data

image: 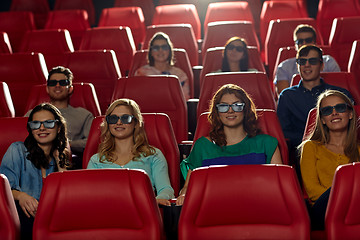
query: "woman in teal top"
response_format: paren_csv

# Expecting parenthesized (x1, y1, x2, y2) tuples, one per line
(87, 99, 174, 205)
(177, 84, 282, 205)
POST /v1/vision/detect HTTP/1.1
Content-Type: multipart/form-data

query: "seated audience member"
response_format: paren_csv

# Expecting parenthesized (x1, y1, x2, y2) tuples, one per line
(274, 24, 340, 95)
(277, 45, 352, 155)
(176, 84, 282, 205)
(26, 66, 94, 168)
(135, 32, 190, 100)
(299, 90, 359, 230)
(0, 103, 70, 239)
(87, 98, 175, 206)
(220, 37, 257, 72)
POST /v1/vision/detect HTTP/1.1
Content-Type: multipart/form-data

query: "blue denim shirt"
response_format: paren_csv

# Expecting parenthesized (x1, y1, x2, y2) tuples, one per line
(0, 142, 57, 200)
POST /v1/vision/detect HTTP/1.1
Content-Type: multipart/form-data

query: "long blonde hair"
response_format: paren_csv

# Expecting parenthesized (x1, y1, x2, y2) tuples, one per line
(299, 90, 359, 162)
(98, 98, 155, 163)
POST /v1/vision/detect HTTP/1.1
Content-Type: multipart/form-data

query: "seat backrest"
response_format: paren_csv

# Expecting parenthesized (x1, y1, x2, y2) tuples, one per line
(63, 50, 121, 114)
(194, 110, 289, 165)
(0, 82, 15, 118)
(265, 18, 320, 79)
(54, 0, 95, 26)
(0, 32, 12, 54)
(113, 0, 155, 27)
(24, 83, 101, 117)
(0, 174, 20, 240)
(178, 164, 310, 240)
(317, 0, 359, 45)
(128, 48, 194, 98)
(44, 10, 90, 50)
(291, 72, 360, 104)
(82, 113, 180, 195)
(200, 46, 265, 85)
(0, 11, 35, 52)
(0, 117, 28, 162)
(202, 21, 260, 59)
(348, 40, 360, 83)
(203, 1, 254, 37)
(33, 169, 164, 240)
(19, 29, 74, 54)
(329, 16, 360, 71)
(10, 0, 49, 29)
(143, 24, 198, 66)
(326, 162, 360, 240)
(79, 26, 136, 76)
(98, 7, 146, 49)
(152, 4, 201, 41)
(0, 52, 48, 116)
(260, 1, 308, 47)
(111, 76, 188, 144)
(198, 72, 276, 117)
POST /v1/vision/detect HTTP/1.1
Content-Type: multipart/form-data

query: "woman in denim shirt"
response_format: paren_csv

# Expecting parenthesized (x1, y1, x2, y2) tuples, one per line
(0, 103, 70, 239)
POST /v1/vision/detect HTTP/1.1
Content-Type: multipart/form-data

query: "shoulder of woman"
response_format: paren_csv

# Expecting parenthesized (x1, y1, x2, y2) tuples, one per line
(170, 66, 186, 74)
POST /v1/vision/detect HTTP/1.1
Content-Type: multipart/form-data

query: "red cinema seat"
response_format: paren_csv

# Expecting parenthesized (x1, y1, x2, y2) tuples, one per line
(152, 4, 201, 41)
(200, 46, 265, 85)
(129, 48, 194, 98)
(62, 50, 121, 114)
(260, 1, 308, 47)
(329, 17, 360, 71)
(53, 0, 95, 26)
(0, 174, 20, 240)
(291, 72, 360, 105)
(44, 10, 90, 50)
(79, 27, 136, 76)
(317, 0, 359, 45)
(194, 110, 289, 165)
(98, 7, 146, 49)
(24, 83, 101, 117)
(0, 82, 15, 118)
(143, 24, 198, 66)
(113, 0, 155, 27)
(178, 164, 309, 239)
(203, 1, 254, 37)
(82, 113, 180, 196)
(198, 72, 276, 117)
(0, 11, 35, 52)
(0, 32, 12, 54)
(348, 40, 360, 84)
(111, 76, 188, 144)
(0, 117, 28, 162)
(0, 53, 48, 116)
(33, 169, 164, 240)
(326, 162, 360, 240)
(265, 18, 321, 80)
(10, 0, 49, 29)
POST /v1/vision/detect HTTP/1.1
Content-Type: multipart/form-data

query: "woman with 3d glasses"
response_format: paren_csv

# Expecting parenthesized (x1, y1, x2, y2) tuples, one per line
(135, 32, 190, 100)
(220, 37, 257, 72)
(87, 98, 174, 206)
(299, 90, 359, 230)
(176, 84, 282, 205)
(0, 103, 69, 238)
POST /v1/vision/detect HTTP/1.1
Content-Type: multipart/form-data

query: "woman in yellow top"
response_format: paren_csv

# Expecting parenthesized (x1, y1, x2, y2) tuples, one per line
(300, 89, 359, 230)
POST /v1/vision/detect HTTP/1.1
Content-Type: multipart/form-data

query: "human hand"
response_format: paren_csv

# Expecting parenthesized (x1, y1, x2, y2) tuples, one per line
(156, 198, 171, 206)
(176, 194, 185, 206)
(18, 192, 38, 218)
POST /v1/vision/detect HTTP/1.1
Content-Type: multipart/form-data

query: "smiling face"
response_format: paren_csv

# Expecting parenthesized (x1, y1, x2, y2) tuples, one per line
(297, 49, 324, 82)
(320, 95, 353, 132)
(218, 93, 244, 129)
(150, 39, 170, 64)
(46, 73, 73, 101)
(108, 105, 136, 141)
(31, 110, 59, 148)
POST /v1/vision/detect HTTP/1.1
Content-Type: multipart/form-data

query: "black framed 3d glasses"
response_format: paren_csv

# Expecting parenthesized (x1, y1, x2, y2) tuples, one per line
(151, 44, 170, 52)
(295, 37, 314, 45)
(216, 103, 245, 113)
(106, 114, 135, 125)
(227, 44, 245, 52)
(320, 103, 351, 116)
(28, 120, 59, 130)
(295, 57, 322, 66)
(47, 79, 70, 87)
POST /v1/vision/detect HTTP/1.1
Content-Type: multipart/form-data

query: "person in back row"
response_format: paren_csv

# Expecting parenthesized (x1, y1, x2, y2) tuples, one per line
(176, 84, 282, 205)
(274, 24, 340, 95)
(220, 37, 258, 72)
(25, 66, 94, 169)
(135, 32, 190, 100)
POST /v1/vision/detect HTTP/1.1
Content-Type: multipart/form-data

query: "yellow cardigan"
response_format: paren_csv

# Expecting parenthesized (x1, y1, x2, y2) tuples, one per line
(300, 140, 352, 204)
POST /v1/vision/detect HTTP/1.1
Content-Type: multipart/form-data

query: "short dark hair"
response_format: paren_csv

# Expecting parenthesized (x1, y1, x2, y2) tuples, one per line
(293, 24, 317, 42)
(297, 45, 323, 60)
(48, 66, 73, 85)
